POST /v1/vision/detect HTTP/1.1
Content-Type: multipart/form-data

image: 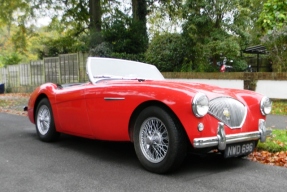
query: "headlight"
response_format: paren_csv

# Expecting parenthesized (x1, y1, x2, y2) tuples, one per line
(192, 93, 209, 117)
(260, 96, 272, 115)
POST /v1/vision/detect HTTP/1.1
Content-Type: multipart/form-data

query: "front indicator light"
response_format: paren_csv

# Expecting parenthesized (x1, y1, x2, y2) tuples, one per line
(198, 123, 204, 132)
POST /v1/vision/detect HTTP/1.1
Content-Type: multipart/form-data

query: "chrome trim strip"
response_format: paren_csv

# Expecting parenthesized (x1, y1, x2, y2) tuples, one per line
(193, 119, 269, 149)
(104, 97, 125, 100)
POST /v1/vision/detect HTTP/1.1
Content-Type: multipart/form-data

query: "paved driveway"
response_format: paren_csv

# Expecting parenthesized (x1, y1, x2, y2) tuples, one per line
(1, 112, 287, 192)
(266, 114, 287, 129)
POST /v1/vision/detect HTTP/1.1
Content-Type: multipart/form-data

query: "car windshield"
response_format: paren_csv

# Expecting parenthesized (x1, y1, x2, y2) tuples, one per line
(86, 57, 165, 83)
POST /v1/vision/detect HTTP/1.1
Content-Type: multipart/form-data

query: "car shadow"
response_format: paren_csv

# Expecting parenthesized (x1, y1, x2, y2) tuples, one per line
(26, 131, 251, 175)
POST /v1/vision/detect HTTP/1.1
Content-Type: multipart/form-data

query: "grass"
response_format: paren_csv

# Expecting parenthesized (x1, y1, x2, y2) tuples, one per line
(257, 129, 287, 152)
(271, 100, 287, 115)
(256, 100, 287, 153)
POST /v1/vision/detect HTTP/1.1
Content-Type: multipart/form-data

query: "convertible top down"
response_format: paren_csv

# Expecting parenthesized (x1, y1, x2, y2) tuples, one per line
(25, 57, 272, 173)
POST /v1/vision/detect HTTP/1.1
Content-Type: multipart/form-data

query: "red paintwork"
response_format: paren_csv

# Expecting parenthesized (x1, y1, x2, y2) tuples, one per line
(27, 80, 266, 146)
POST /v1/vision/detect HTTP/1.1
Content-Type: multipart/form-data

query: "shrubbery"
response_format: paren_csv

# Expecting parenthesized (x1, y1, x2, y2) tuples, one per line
(0, 52, 22, 67)
(145, 33, 187, 72)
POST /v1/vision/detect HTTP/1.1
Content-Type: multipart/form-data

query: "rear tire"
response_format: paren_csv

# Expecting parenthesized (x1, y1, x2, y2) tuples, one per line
(35, 98, 59, 142)
(133, 106, 187, 174)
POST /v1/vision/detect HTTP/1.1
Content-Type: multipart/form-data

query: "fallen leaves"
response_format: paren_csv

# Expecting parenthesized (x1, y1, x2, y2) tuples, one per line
(0, 93, 30, 116)
(271, 100, 287, 115)
(0, 108, 28, 116)
(248, 150, 287, 168)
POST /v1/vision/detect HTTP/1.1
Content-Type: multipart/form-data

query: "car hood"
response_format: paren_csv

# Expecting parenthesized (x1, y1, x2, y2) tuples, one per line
(104, 79, 262, 104)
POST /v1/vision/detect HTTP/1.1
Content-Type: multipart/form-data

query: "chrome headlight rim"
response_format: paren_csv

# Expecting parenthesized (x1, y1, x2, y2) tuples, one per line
(260, 96, 272, 115)
(192, 92, 209, 117)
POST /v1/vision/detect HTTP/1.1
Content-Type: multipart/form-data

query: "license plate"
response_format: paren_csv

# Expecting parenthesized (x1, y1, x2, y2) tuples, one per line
(224, 141, 255, 158)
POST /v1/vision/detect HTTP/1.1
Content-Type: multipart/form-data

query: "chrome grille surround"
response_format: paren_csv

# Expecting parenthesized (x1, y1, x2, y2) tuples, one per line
(208, 97, 247, 129)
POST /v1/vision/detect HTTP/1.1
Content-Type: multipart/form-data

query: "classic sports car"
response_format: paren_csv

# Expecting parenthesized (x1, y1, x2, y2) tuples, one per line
(25, 57, 272, 173)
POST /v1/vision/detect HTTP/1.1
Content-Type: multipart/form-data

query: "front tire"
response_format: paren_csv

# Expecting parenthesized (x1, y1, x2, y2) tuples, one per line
(35, 98, 59, 142)
(133, 106, 187, 174)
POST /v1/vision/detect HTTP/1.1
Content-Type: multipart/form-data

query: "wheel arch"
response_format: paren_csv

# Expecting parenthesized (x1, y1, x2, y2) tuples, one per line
(33, 93, 49, 121)
(128, 100, 187, 142)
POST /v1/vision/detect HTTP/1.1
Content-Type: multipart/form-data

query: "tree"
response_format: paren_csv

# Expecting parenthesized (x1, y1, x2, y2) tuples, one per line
(257, 0, 287, 72)
(0, 0, 31, 59)
(261, 26, 287, 72)
(30, 0, 102, 45)
(181, 0, 256, 71)
(130, 0, 183, 52)
(0, 0, 30, 27)
(131, 0, 148, 51)
(145, 33, 186, 71)
(258, 0, 287, 32)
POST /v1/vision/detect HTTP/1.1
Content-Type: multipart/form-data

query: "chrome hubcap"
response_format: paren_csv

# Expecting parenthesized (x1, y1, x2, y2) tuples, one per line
(37, 105, 51, 135)
(139, 117, 169, 163)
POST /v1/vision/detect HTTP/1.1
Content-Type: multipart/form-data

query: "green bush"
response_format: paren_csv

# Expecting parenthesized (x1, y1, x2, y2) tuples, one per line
(0, 52, 22, 67)
(145, 33, 187, 72)
(103, 16, 148, 54)
(231, 59, 248, 72)
(89, 42, 112, 57)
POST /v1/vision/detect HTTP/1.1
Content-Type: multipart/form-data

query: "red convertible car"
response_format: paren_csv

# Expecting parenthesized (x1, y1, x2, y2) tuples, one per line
(25, 57, 272, 173)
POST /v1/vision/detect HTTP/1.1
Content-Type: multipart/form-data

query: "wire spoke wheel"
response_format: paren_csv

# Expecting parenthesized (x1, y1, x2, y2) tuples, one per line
(133, 106, 187, 174)
(35, 98, 59, 142)
(37, 105, 51, 135)
(139, 117, 169, 163)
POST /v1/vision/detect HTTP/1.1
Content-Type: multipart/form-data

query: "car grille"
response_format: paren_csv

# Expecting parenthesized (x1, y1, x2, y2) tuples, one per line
(208, 97, 247, 129)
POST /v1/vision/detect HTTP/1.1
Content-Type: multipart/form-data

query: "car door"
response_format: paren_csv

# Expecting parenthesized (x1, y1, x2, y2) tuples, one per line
(85, 82, 130, 141)
(55, 84, 92, 137)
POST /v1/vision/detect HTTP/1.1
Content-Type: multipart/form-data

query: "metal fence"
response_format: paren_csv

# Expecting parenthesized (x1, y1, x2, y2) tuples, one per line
(0, 52, 89, 92)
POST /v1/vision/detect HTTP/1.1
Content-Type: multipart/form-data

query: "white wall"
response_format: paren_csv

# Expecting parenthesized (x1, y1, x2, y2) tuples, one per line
(256, 80, 287, 99)
(169, 79, 287, 99)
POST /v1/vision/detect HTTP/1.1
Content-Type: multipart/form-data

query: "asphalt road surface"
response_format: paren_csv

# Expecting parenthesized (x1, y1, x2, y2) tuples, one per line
(1, 112, 287, 192)
(266, 114, 287, 129)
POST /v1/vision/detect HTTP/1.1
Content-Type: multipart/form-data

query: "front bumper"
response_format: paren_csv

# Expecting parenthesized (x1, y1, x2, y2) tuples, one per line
(193, 119, 270, 150)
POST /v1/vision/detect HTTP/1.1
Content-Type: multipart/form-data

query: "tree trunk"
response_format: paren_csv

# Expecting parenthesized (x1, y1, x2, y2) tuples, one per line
(88, 0, 102, 48)
(131, 0, 148, 52)
(89, 0, 101, 32)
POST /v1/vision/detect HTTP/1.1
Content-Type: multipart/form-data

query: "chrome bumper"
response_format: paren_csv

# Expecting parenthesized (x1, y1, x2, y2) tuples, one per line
(193, 119, 270, 150)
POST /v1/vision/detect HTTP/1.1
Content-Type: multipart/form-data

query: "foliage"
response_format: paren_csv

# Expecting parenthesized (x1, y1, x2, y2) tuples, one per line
(261, 25, 287, 72)
(257, 129, 287, 153)
(181, 0, 253, 71)
(102, 10, 148, 54)
(0, 0, 31, 26)
(89, 42, 112, 57)
(256, 1, 287, 72)
(249, 149, 287, 167)
(257, 0, 287, 32)
(248, 129, 287, 168)
(0, 22, 37, 64)
(0, 0, 283, 73)
(231, 58, 248, 72)
(145, 33, 187, 72)
(0, 52, 22, 66)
